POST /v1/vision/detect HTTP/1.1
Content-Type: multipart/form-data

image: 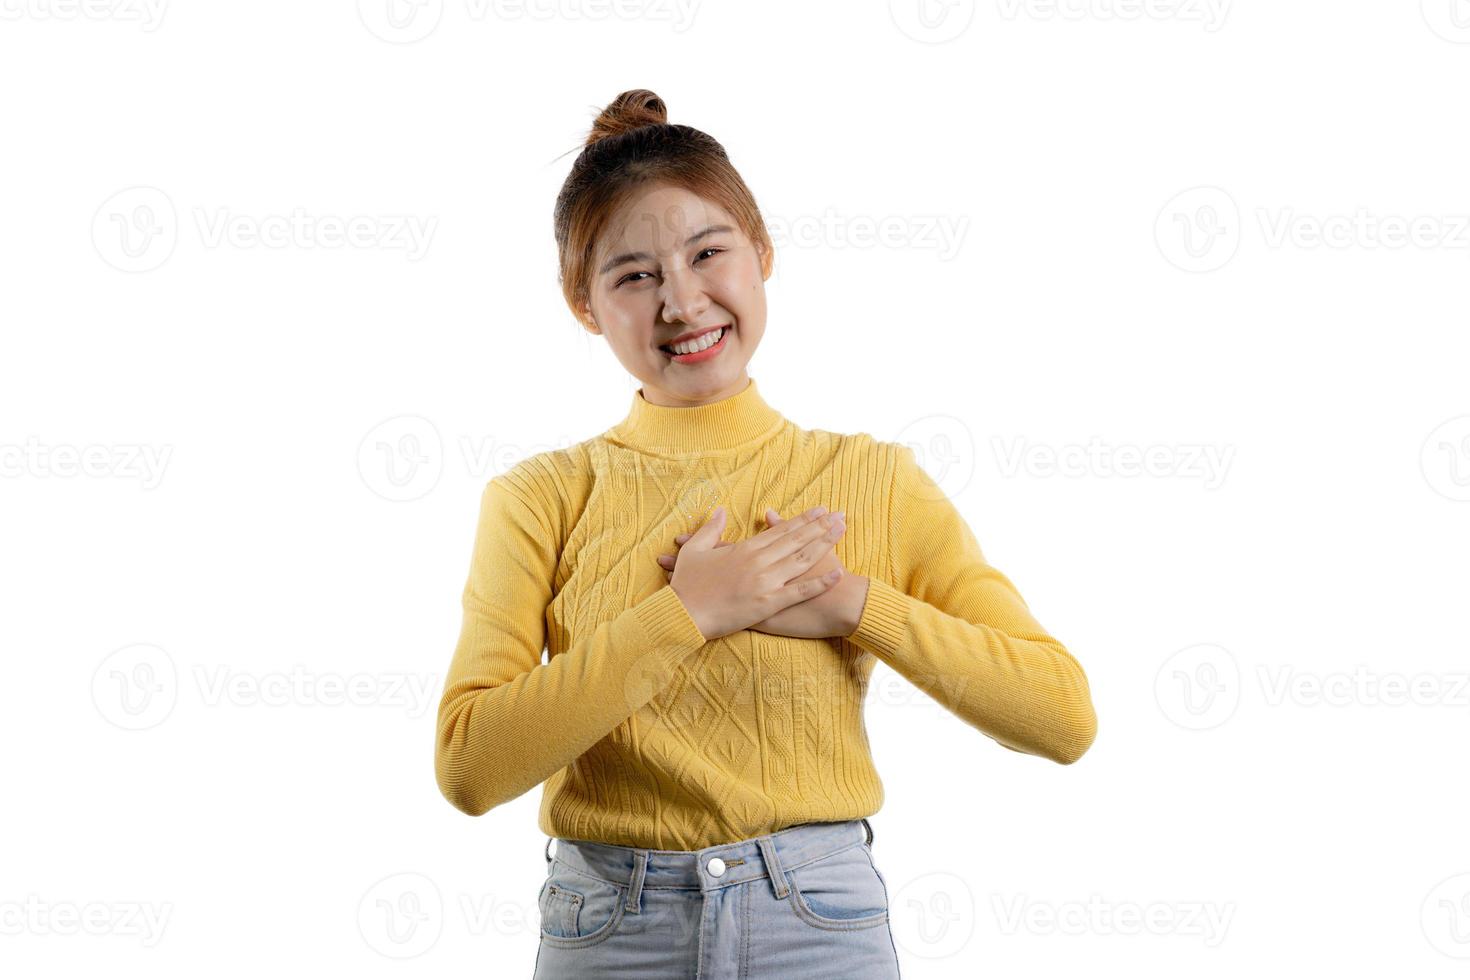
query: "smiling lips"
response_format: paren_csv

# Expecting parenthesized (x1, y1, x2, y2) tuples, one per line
(659, 324, 728, 351)
(659, 325, 730, 363)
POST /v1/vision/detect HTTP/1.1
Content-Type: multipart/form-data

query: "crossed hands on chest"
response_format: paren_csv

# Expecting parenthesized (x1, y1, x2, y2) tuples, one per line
(656, 505, 869, 641)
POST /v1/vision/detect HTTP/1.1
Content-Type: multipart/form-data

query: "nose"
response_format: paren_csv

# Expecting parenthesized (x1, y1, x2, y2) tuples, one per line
(659, 267, 710, 325)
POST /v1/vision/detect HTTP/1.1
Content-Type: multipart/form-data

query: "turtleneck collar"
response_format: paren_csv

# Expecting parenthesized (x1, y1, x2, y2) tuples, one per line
(603, 376, 787, 456)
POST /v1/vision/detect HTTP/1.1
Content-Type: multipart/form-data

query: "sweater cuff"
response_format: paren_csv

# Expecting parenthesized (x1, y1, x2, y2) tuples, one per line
(846, 576, 912, 655)
(634, 583, 708, 652)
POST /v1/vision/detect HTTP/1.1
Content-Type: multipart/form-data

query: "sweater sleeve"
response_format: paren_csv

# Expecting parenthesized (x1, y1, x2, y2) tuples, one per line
(435, 470, 708, 816)
(845, 444, 1097, 764)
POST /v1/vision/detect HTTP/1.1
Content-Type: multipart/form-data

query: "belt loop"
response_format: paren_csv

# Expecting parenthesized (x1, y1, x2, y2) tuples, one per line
(625, 849, 649, 914)
(861, 817, 874, 847)
(757, 836, 789, 899)
(544, 836, 554, 864)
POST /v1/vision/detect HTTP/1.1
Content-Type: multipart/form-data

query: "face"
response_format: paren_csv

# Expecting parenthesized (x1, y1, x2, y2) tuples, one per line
(581, 182, 770, 408)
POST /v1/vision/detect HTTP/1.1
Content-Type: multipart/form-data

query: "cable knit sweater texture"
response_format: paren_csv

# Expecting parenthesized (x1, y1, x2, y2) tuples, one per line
(435, 377, 1096, 850)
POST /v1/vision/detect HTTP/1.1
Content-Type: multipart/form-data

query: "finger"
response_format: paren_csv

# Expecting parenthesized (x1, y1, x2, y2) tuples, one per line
(750, 505, 828, 549)
(771, 524, 846, 582)
(688, 505, 727, 545)
(773, 534, 843, 583)
(762, 511, 844, 562)
(778, 567, 844, 604)
(674, 535, 730, 549)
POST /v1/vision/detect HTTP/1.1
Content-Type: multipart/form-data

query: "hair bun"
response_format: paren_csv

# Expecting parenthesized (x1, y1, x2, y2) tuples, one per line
(585, 89, 668, 148)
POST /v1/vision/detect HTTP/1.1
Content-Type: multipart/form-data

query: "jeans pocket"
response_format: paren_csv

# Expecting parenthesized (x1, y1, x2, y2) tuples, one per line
(536, 858, 627, 948)
(785, 842, 890, 931)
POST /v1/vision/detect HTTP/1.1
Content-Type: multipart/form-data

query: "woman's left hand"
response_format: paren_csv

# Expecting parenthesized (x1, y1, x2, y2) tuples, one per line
(657, 508, 869, 640)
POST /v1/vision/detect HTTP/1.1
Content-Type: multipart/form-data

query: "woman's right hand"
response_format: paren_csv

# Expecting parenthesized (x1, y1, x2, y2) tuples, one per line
(669, 505, 848, 641)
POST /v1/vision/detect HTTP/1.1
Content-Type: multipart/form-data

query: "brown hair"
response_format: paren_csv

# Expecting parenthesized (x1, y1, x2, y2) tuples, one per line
(553, 88, 773, 329)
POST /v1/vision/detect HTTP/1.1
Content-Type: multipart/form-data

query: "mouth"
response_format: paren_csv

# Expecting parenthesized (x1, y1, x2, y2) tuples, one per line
(658, 324, 731, 364)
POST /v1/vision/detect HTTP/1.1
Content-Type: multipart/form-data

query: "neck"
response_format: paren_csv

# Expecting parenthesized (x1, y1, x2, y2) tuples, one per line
(604, 375, 787, 455)
(639, 372, 752, 408)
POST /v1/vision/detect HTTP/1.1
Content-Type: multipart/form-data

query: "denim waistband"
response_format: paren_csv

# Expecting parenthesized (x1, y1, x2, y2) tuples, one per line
(544, 817, 874, 910)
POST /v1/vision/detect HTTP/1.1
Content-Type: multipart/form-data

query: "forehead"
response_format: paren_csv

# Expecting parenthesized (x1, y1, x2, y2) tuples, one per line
(599, 183, 737, 255)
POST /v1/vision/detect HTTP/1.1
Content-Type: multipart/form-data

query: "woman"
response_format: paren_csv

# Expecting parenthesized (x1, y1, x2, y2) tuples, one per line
(434, 88, 1097, 979)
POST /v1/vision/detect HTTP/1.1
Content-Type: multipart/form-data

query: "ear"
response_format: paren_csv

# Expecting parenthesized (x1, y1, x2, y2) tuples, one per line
(578, 302, 601, 336)
(757, 241, 773, 281)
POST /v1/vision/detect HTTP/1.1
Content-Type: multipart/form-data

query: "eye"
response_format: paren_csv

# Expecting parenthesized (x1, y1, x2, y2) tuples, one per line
(613, 248, 724, 288)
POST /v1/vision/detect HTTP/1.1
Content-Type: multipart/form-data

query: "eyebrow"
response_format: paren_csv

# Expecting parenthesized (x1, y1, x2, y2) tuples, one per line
(598, 224, 735, 275)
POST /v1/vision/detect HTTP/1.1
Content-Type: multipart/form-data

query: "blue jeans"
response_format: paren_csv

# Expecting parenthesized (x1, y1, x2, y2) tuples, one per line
(532, 817, 902, 979)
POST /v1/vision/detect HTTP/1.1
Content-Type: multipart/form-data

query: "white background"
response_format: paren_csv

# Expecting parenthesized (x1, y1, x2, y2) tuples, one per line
(3, 1, 1469, 976)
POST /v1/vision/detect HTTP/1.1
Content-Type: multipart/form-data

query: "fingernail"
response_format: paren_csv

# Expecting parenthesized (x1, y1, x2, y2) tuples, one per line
(833, 510, 845, 521)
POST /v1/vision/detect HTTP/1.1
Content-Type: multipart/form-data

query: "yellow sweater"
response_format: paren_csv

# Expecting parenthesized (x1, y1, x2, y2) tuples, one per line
(435, 377, 1096, 849)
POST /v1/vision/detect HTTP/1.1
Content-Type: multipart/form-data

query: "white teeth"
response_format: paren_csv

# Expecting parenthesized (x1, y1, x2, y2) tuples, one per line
(665, 327, 725, 356)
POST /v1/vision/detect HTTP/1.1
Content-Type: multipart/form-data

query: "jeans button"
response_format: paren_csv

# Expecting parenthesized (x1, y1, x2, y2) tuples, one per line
(707, 857, 726, 877)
